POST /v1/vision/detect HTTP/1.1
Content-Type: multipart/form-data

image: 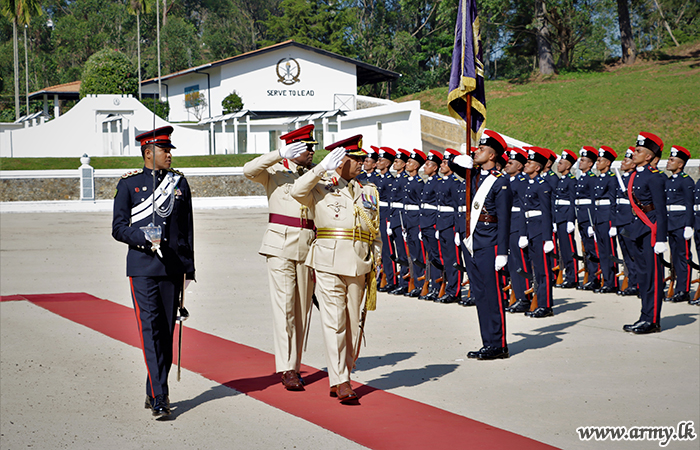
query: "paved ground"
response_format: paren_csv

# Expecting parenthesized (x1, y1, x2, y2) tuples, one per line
(1, 208, 699, 449)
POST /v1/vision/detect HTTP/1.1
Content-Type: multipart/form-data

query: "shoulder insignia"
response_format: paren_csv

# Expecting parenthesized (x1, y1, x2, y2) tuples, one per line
(168, 168, 185, 177)
(538, 179, 545, 184)
(121, 169, 143, 178)
(568, 173, 576, 178)
(493, 172, 502, 178)
(682, 173, 689, 178)
(650, 167, 660, 173)
(356, 180, 364, 188)
(588, 172, 595, 176)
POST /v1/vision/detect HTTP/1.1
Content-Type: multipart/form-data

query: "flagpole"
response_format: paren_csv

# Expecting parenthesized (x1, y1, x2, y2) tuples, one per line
(465, 95, 472, 239)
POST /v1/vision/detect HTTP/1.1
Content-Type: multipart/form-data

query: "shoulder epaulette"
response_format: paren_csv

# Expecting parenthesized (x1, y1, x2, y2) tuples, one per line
(121, 169, 143, 178)
(567, 173, 576, 178)
(538, 178, 545, 184)
(682, 173, 689, 178)
(168, 168, 185, 176)
(356, 180, 364, 188)
(649, 167, 660, 173)
(493, 172, 503, 178)
(588, 172, 596, 176)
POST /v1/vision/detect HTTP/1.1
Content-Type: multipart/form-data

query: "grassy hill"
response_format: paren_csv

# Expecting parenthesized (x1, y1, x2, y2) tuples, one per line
(397, 41, 700, 158)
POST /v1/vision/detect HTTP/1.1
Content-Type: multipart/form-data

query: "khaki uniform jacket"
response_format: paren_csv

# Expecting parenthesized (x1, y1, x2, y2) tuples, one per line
(291, 165, 382, 278)
(243, 152, 315, 262)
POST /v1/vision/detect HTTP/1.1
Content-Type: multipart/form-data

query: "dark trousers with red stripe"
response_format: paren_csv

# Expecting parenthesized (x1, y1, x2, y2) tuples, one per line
(595, 221, 618, 289)
(669, 228, 692, 292)
(421, 225, 441, 290)
(509, 232, 532, 303)
(392, 225, 409, 288)
(380, 218, 397, 285)
(556, 223, 579, 284)
(632, 234, 663, 324)
(529, 234, 554, 309)
(130, 275, 181, 398)
(405, 225, 425, 282)
(619, 234, 639, 290)
(465, 247, 507, 348)
(438, 226, 461, 297)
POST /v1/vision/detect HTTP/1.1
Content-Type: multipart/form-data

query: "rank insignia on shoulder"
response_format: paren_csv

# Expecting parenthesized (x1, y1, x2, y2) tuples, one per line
(682, 173, 689, 178)
(121, 169, 143, 178)
(113, 188, 118, 198)
(169, 168, 184, 176)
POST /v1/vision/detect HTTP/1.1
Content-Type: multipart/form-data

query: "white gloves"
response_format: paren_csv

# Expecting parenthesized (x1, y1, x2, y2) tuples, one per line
(566, 222, 575, 234)
(453, 154, 474, 169)
(609, 226, 617, 237)
(402, 229, 408, 241)
(552, 223, 557, 234)
(587, 226, 594, 237)
(278, 141, 307, 159)
(495, 255, 508, 271)
(320, 147, 346, 171)
(543, 240, 554, 253)
(454, 232, 460, 246)
(418, 231, 423, 241)
(518, 236, 528, 248)
(435, 230, 440, 239)
(386, 226, 393, 236)
(654, 241, 667, 254)
(684, 226, 693, 240)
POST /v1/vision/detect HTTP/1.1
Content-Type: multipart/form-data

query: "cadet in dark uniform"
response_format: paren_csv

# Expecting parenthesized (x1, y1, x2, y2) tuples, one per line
(357, 146, 379, 184)
(541, 148, 559, 263)
(553, 149, 579, 289)
(521, 147, 556, 317)
(375, 147, 398, 292)
(403, 150, 427, 297)
(388, 149, 412, 295)
(112, 126, 195, 418)
(461, 130, 512, 359)
(664, 145, 694, 303)
(623, 132, 668, 334)
(418, 150, 444, 300)
(613, 148, 640, 296)
(693, 177, 700, 306)
(592, 146, 619, 293)
(575, 146, 601, 290)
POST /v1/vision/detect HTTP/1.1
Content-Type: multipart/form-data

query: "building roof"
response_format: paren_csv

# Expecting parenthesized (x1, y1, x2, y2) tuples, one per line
(141, 40, 401, 87)
(29, 80, 81, 101)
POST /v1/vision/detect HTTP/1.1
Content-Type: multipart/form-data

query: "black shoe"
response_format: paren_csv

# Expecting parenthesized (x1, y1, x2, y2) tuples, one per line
(420, 289, 438, 300)
(477, 346, 509, 360)
(557, 280, 577, 289)
(467, 348, 483, 359)
(407, 288, 423, 298)
(670, 291, 690, 303)
(378, 283, 397, 293)
(623, 320, 644, 332)
(597, 285, 617, 294)
(458, 297, 476, 306)
(527, 307, 553, 318)
(618, 287, 638, 296)
(689, 298, 700, 306)
(435, 294, 457, 304)
(631, 321, 661, 334)
(580, 280, 601, 291)
(505, 300, 531, 313)
(145, 396, 154, 410)
(151, 394, 171, 418)
(389, 286, 407, 295)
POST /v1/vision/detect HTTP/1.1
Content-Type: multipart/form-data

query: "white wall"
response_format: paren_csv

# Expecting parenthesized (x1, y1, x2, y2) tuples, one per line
(337, 101, 422, 150)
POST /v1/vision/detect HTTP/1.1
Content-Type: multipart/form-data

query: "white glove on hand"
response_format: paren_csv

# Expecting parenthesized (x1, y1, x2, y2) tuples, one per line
(386, 226, 393, 236)
(684, 226, 693, 240)
(320, 147, 346, 171)
(435, 230, 440, 240)
(609, 226, 618, 237)
(454, 232, 460, 246)
(278, 141, 307, 159)
(552, 223, 557, 234)
(418, 231, 422, 241)
(654, 241, 667, 254)
(453, 154, 474, 169)
(402, 229, 408, 241)
(495, 255, 508, 271)
(566, 221, 575, 234)
(543, 240, 554, 253)
(587, 226, 594, 237)
(518, 236, 528, 248)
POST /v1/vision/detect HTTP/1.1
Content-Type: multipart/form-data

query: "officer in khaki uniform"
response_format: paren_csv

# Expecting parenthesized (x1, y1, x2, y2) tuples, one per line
(243, 124, 317, 391)
(291, 134, 381, 404)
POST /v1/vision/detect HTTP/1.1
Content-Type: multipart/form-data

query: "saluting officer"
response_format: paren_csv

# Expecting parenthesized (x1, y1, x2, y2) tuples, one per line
(403, 150, 427, 297)
(592, 146, 620, 293)
(622, 132, 668, 334)
(242, 124, 317, 391)
(290, 135, 381, 404)
(387, 149, 412, 295)
(664, 145, 694, 303)
(418, 150, 444, 301)
(575, 146, 601, 290)
(374, 147, 398, 292)
(112, 126, 195, 418)
(357, 146, 379, 184)
(553, 149, 579, 289)
(613, 147, 640, 296)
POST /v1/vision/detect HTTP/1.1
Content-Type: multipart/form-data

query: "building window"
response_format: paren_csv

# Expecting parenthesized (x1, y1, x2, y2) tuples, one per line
(184, 85, 199, 108)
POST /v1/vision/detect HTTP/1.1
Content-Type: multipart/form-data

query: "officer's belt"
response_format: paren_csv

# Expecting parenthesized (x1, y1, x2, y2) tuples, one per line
(378, 201, 389, 207)
(437, 206, 455, 212)
(390, 202, 404, 209)
(511, 206, 521, 212)
(555, 200, 571, 205)
(595, 199, 611, 206)
(404, 204, 420, 211)
(316, 228, 372, 244)
(666, 205, 686, 212)
(525, 210, 542, 219)
(617, 198, 630, 205)
(421, 203, 437, 210)
(269, 213, 315, 230)
(695, 204, 700, 212)
(479, 214, 498, 223)
(458, 205, 467, 213)
(575, 199, 592, 205)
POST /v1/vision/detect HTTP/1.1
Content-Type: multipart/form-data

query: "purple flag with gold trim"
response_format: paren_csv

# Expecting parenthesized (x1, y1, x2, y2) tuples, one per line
(447, 0, 486, 141)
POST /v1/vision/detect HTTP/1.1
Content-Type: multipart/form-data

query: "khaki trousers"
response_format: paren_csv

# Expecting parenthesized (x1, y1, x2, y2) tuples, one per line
(314, 270, 365, 387)
(266, 256, 313, 373)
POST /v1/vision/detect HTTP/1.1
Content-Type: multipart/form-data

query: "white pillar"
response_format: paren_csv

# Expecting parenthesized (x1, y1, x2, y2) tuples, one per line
(233, 118, 239, 154)
(128, 118, 135, 156)
(43, 94, 48, 116)
(210, 122, 215, 155)
(322, 117, 329, 149)
(53, 94, 59, 118)
(246, 116, 251, 153)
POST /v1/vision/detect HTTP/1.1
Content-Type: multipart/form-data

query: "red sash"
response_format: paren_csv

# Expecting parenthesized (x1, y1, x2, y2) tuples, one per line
(627, 170, 657, 244)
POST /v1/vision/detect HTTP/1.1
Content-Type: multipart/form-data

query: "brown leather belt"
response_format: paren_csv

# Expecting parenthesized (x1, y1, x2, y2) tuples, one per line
(478, 214, 498, 223)
(631, 203, 654, 215)
(269, 213, 315, 230)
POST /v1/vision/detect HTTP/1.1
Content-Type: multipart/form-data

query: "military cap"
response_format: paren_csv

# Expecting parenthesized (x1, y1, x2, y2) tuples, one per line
(409, 149, 427, 165)
(561, 149, 578, 165)
(479, 130, 507, 155)
(509, 147, 528, 166)
(378, 147, 396, 162)
(325, 134, 366, 157)
(579, 146, 598, 162)
(366, 145, 380, 161)
(598, 146, 617, 162)
(443, 148, 461, 163)
(636, 132, 663, 157)
(527, 146, 550, 167)
(280, 124, 318, 144)
(136, 126, 176, 149)
(670, 145, 690, 162)
(426, 150, 443, 164)
(396, 148, 411, 162)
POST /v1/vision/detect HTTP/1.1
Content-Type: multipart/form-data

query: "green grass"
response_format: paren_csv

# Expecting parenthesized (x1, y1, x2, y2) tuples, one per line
(396, 41, 700, 159)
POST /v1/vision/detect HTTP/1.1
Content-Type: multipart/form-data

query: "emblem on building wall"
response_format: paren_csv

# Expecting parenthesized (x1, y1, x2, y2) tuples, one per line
(276, 57, 301, 85)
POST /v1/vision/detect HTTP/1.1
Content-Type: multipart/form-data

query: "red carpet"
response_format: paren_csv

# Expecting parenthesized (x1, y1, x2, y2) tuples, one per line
(2, 293, 558, 450)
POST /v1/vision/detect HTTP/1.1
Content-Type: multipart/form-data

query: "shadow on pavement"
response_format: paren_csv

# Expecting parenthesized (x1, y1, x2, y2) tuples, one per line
(509, 317, 593, 356)
(554, 297, 592, 314)
(354, 351, 417, 372)
(661, 312, 698, 331)
(364, 364, 459, 390)
(170, 383, 243, 419)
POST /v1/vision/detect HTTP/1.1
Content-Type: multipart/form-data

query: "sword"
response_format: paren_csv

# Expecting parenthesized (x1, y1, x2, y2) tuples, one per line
(176, 275, 190, 382)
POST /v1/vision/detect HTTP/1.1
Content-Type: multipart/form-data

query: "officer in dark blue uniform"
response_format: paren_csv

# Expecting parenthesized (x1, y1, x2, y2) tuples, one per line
(402, 150, 427, 297)
(623, 132, 668, 334)
(504, 147, 534, 313)
(664, 145, 694, 303)
(541, 148, 559, 266)
(592, 146, 620, 293)
(461, 130, 511, 359)
(418, 150, 444, 300)
(388, 149, 412, 295)
(454, 147, 480, 307)
(357, 146, 379, 184)
(374, 147, 398, 292)
(434, 148, 463, 304)
(575, 146, 601, 290)
(112, 126, 195, 418)
(693, 177, 700, 306)
(613, 148, 640, 296)
(553, 149, 579, 289)
(521, 147, 556, 318)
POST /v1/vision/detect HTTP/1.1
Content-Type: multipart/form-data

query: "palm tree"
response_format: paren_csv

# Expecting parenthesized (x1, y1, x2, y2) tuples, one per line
(127, 0, 150, 100)
(1, 0, 42, 120)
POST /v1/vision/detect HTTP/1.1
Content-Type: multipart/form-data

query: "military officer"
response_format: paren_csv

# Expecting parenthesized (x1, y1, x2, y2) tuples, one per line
(553, 149, 579, 289)
(357, 146, 379, 184)
(418, 150, 444, 300)
(622, 132, 668, 334)
(613, 147, 640, 296)
(242, 124, 317, 391)
(112, 126, 195, 418)
(290, 135, 381, 404)
(592, 146, 620, 293)
(575, 146, 601, 290)
(664, 145, 694, 303)
(374, 147, 398, 292)
(693, 176, 700, 306)
(402, 150, 427, 297)
(387, 149, 412, 295)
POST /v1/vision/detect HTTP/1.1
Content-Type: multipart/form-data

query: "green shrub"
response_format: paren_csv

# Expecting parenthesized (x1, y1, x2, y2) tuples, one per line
(222, 91, 244, 114)
(141, 98, 170, 121)
(79, 49, 138, 98)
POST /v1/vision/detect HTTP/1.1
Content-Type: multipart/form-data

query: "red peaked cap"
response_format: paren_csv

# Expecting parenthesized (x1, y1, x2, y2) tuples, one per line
(427, 150, 443, 163)
(670, 145, 690, 162)
(443, 148, 461, 162)
(598, 146, 617, 162)
(409, 149, 427, 165)
(579, 146, 598, 162)
(526, 146, 549, 167)
(508, 147, 528, 166)
(625, 146, 635, 159)
(378, 146, 396, 162)
(561, 149, 578, 164)
(479, 130, 507, 155)
(366, 145, 380, 161)
(636, 132, 663, 156)
(280, 124, 318, 145)
(396, 148, 411, 162)
(325, 134, 366, 157)
(541, 147, 557, 162)
(136, 126, 176, 149)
